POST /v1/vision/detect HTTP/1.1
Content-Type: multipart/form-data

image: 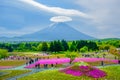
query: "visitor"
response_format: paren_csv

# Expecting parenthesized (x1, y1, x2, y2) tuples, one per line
(39, 57, 41, 60)
(30, 59, 34, 63)
(18, 57, 20, 60)
(97, 56, 99, 58)
(44, 64, 48, 68)
(51, 64, 54, 67)
(55, 63, 58, 67)
(103, 54, 106, 58)
(37, 57, 39, 60)
(22, 57, 25, 60)
(35, 64, 37, 68)
(38, 64, 40, 68)
(115, 56, 117, 60)
(57, 56, 60, 59)
(101, 61, 104, 66)
(46, 64, 48, 68)
(26, 62, 29, 65)
(82, 54, 84, 57)
(29, 60, 31, 64)
(118, 60, 120, 64)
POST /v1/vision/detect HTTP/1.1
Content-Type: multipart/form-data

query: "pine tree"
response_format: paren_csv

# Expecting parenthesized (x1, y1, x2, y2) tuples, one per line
(41, 42, 48, 52)
(53, 40, 63, 52)
(61, 40, 69, 51)
(69, 41, 76, 52)
(49, 42, 54, 52)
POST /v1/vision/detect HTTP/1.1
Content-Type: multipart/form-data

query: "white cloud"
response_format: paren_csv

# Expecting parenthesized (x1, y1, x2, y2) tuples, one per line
(76, 0, 120, 30)
(75, 0, 120, 38)
(19, 0, 90, 18)
(50, 16, 72, 22)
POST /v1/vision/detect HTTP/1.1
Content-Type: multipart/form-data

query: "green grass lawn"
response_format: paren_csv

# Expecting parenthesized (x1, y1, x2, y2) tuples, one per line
(9, 52, 66, 59)
(18, 65, 120, 80)
(0, 70, 30, 80)
(0, 60, 26, 66)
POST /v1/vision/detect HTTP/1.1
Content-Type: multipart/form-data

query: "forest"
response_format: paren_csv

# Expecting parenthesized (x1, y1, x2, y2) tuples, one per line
(0, 39, 119, 53)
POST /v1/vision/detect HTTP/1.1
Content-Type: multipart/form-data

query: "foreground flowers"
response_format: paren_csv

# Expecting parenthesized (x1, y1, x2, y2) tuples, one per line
(60, 62, 107, 79)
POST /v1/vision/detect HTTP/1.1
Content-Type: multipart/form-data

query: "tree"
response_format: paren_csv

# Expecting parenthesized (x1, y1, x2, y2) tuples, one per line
(0, 49, 9, 59)
(61, 40, 69, 51)
(109, 46, 119, 57)
(53, 40, 63, 52)
(17, 43, 26, 51)
(41, 42, 48, 52)
(37, 43, 42, 51)
(76, 40, 86, 51)
(109, 46, 120, 64)
(104, 45, 111, 51)
(99, 45, 111, 51)
(49, 42, 54, 52)
(69, 41, 76, 52)
(65, 52, 78, 64)
(80, 46, 88, 53)
(87, 41, 98, 51)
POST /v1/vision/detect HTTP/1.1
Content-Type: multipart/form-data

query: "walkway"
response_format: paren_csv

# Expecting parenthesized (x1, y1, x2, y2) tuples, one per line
(6, 68, 43, 80)
(2, 63, 120, 80)
(4, 64, 57, 80)
(97, 64, 120, 68)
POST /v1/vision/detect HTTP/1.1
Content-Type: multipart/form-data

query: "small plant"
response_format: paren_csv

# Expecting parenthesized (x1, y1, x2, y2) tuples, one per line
(65, 52, 78, 64)
(74, 61, 88, 66)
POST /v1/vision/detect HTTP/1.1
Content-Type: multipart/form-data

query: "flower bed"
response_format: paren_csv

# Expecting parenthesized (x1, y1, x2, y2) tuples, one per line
(60, 62, 107, 79)
(25, 58, 118, 68)
(25, 58, 70, 68)
(73, 58, 118, 63)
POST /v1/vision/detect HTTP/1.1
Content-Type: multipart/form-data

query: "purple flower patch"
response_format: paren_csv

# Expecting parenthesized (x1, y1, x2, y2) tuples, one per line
(87, 69, 106, 78)
(60, 65, 107, 79)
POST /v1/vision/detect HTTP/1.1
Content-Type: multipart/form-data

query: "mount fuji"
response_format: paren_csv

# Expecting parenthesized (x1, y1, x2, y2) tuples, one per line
(21, 22, 95, 41)
(0, 22, 95, 41)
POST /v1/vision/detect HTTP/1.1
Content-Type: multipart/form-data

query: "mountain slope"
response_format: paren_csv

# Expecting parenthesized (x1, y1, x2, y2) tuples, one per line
(21, 22, 95, 41)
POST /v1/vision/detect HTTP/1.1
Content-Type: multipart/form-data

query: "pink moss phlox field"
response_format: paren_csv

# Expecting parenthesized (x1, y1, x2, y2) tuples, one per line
(73, 58, 118, 63)
(60, 65, 107, 79)
(87, 68, 107, 78)
(25, 58, 118, 68)
(25, 58, 70, 68)
(60, 68, 83, 76)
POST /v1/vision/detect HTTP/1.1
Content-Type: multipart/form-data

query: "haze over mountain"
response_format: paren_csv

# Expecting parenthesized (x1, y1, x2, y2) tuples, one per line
(0, 22, 95, 41)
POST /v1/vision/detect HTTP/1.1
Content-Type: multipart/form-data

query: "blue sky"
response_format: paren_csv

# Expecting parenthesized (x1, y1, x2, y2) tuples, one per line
(0, 0, 120, 38)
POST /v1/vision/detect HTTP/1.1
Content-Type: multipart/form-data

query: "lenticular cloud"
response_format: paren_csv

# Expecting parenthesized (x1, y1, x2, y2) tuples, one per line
(50, 16, 72, 22)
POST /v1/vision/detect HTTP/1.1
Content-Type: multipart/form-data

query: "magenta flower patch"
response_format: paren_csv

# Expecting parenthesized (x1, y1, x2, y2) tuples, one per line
(60, 65, 107, 79)
(86, 68, 106, 78)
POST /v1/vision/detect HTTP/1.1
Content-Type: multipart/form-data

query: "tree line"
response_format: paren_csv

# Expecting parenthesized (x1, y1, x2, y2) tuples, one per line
(0, 39, 119, 53)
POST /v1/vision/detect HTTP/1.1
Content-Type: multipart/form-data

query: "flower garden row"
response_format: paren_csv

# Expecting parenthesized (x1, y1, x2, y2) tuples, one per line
(25, 58, 118, 68)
